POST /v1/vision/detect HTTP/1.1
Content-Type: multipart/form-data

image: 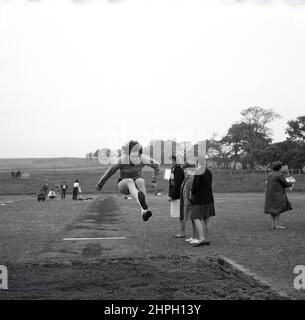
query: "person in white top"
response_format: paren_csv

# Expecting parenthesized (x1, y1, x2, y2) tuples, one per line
(48, 188, 56, 200)
(72, 180, 81, 201)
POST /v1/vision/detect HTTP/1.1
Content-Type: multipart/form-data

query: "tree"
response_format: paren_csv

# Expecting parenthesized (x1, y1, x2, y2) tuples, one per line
(257, 140, 305, 169)
(223, 107, 281, 169)
(206, 137, 231, 169)
(240, 106, 281, 150)
(286, 116, 305, 141)
(221, 123, 244, 169)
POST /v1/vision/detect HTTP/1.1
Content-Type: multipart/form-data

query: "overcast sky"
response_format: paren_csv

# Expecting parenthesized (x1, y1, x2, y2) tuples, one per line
(0, 0, 305, 158)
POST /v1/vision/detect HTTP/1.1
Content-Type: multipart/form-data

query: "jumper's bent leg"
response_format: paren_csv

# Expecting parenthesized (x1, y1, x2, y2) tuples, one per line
(118, 179, 151, 221)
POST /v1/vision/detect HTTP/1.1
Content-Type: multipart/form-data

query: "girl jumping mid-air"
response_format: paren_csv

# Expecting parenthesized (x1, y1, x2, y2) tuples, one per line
(96, 140, 160, 222)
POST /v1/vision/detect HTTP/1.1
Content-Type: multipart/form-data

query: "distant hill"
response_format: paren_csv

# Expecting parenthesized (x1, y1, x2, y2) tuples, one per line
(0, 158, 101, 171)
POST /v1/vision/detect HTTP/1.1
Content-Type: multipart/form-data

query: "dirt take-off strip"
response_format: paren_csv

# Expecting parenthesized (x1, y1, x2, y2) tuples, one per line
(39, 196, 140, 261)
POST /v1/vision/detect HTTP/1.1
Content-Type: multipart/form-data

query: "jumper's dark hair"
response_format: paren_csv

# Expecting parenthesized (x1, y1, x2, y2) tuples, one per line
(272, 161, 282, 172)
(123, 140, 143, 155)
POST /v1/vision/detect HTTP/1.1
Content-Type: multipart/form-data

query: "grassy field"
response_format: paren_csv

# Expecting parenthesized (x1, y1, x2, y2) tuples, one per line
(1, 167, 305, 195)
(0, 193, 304, 299)
(1, 159, 305, 299)
(0, 157, 100, 171)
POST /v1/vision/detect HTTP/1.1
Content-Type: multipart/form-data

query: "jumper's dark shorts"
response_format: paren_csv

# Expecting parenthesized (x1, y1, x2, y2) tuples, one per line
(117, 177, 144, 195)
(117, 177, 141, 184)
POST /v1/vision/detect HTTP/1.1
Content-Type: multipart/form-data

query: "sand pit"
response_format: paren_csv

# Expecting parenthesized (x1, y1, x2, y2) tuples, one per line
(86, 196, 121, 214)
(1, 256, 287, 300)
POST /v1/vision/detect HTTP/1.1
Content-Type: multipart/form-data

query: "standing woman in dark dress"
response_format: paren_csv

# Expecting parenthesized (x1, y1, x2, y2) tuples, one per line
(190, 155, 215, 247)
(264, 161, 294, 229)
(168, 155, 185, 237)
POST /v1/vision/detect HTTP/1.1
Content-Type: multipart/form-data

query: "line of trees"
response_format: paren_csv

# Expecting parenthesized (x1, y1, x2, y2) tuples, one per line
(86, 107, 305, 170)
(215, 107, 305, 170)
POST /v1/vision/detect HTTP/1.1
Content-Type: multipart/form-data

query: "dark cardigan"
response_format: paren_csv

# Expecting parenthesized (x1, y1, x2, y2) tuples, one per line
(190, 168, 214, 204)
(168, 165, 185, 200)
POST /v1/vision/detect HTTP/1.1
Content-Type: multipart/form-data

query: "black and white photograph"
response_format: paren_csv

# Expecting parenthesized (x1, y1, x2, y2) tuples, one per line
(1, 0, 305, 312)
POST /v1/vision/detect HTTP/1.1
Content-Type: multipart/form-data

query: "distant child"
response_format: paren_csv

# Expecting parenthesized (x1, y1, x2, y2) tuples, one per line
(42, 182, 49, 198)
(37, 189, 46, 202)
(55, 184, 61, 200)
(48, 188, 56, 200)
(60, 181, 68, 199)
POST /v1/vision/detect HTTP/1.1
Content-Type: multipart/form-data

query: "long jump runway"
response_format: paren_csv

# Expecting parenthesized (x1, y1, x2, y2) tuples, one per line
(39, 196, 141, 261)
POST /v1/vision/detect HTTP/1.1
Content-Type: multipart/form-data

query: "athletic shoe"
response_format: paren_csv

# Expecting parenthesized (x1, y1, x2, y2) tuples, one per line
(138, 191, 148, 210)
(142, 210, 152, 221)
(185, 237, 195, 242)
(192, 240, 211, 247)
(189, 239, 200, 245)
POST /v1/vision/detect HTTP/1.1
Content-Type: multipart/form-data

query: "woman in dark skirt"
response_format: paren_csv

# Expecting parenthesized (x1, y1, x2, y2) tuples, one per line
(189, 155, 215, 247)
(264, 161, 294, 229)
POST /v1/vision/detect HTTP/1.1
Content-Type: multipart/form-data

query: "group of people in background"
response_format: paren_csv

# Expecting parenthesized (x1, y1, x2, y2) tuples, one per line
(11, 170, 22, 182)
(37, 180, 81, 202)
